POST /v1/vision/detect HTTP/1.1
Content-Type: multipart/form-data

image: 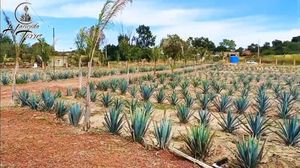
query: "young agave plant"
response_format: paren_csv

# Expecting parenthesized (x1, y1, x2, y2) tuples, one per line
(54, 89, 62, 99)
(254, 91, 271, 116)
(233, 96, 250, 114)
(198, 110, 211, 127)
(169, 91, 179, 106)
(216, 111, 241, 133)
(213, 95, 232, 113)
(242, 113, 270, 138)
(113, 98, 124, 111)
(27, 94, 40, 110)
(290, 87, 299, 101)
(90, 91, 97, 102)
(212, 81, 226, 94)
(154, 114, 173, 149)
(31, 73, 40, 82)
(276, 116, 300, 146)
(126, 98, 138, 113)
(130, 86, 137, 98)
(184, 95, 194, 108)
(41, 89, 56, 111)
(180, 80, 190, 91)
(181, 88, 190, 98)
(140, 84, 155, 101)
(176, 104, 194, 123)
(55, 100, 68, 119)
(156, 88, 166, 104)
(103, 107, 124, 134)
(272, 84, 282, 98)
(196, 93, 215, 110)
(240, 87, 250, 98)
(169, 81, 177, 90)
(127, 108, 151, 143)
(101, 92, 113, 108)
(201, 80, 210, 94)
(69, 103, 82, 127)
(276, 91, 295, 119)
(97, 80, 110, 91)
(119, 79, 129, 95)
(183, 125, 214, 160)
(233, 137, 265, 168)
(18, 90, 30, 106)
(1, 73, 10, 85)
(110, 79, 119, 92)
(66, 87, 73, 96)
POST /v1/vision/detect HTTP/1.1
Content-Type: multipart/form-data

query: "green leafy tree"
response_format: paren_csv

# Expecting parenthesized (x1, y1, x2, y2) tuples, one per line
(219, 39, 236, 51)
(272, 39, 284, 55)
(134, 25, 156, 48)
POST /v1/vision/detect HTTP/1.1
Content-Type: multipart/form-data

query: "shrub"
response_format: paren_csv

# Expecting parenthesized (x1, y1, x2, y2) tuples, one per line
(176, 104, 193, 123)
(183, 125, 214, 160)
(213, 95, 232, 113)
(276, 116, 300, 146)
(18, 90, 29, 106)
(41, 90, 56, 111)
(156, 88, 166, 103)
(104, 107, 124, 134)
(101, 92, 113, 108)
(119, 79, 129, 95)
(233, 137, 265, 168)
(127, 108, 151, 143)
(140, 84, 155, 101)
(216, 111, 241, 133)
(154, 115, 173, 149)
(69, 103, 82, 127)
(234, 97, 250, 114)
(242, 113, 270, 138)
(198, 110, 211, 127)
(55, 101, 68, 119)
(1, 73, 10, 85)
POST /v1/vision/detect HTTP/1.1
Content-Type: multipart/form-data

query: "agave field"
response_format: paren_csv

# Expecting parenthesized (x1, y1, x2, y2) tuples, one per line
(2, 63, 300, 167)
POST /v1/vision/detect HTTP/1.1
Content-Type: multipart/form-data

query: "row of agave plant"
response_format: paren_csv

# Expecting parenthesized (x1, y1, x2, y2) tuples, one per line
(17, 89, 83, 126)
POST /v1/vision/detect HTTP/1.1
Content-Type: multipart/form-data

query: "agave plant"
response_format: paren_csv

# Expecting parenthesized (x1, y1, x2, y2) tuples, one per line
(276, 116, 300, 146)
(272, 84, 282, 98)
(119, 79, 129, 95)
(290, 87, 299, 101)
(110, 79, 119, 92)
(213, 95, 232, 113)
(126, 98, 138, 113)
(16, 74, 29, 84)
(154, 115, 173, 149)
(183, 125, 214, 160)
(18, 90, 30, 106)
(212, 81, 226, 94)
(101, 92, 113, 108)
(55, 100, 68, 119)
(113, 98, 124, 111)
(143, 101, 153, 115)
(31, 73, 40, 82)
(66, 87, 73, 96)
(27, 94, 40, 110)
(242, 113, 270, 138)
(169, 91, 179, 106)
(97, 80, 110, 91)
(127, 108, 151, 143)
(276, 91, 295, 119)
(90, 91, 97, 102)
(103, 107, 124, 134)
(254, 90, 271, 116)
(130, 86, 137, 98)
(216, 111, 241, 133)
(169, 81, 177, 90)
(156, 88, 166, 104)
(180, 80, 190, 91)
(75, 87, 87, 98)
(197, 110, 211, 127)
(241, 87, 250, 98)
(184, 95, 194, 108)
(233, 137, 265, 168)
(69, 103, 82, 127)
(176, 104, 193, 123)
(41, 90, 56, 111)
(54, 90, 62, 99)
(196, 93, 215, 110)
(234, 96, 250, 114)
(1, 73, 10, 85)
(201, 80, 210, 94)
(140, 84, 155, 101)
(181, 88, 190, 98)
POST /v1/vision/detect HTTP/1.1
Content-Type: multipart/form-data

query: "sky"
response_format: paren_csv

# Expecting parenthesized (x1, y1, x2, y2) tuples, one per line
(1, 0, 300, 51)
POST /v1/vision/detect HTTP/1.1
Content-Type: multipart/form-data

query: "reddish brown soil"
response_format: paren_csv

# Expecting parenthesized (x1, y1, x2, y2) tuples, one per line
(0, 107, 198, 168)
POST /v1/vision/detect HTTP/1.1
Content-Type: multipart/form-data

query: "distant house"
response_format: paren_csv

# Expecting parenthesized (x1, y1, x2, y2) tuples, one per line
(50, 55, 68, 67)
(214, 51, 240, 57)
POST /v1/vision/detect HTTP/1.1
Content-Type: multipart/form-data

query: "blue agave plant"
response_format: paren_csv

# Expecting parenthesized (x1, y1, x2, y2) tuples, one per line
(104, 107, 124, 134)
(69, 103, 82, 127)
(276, 116, 300, 146)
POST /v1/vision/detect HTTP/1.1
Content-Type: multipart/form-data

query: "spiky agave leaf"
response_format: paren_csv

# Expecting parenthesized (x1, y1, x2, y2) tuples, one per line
(232, 137, 266, 168)
(103, 107, 124, 134)
(110, 78, 119, 92)
(127, 108, 151, 143)
(97, 80, 110, 91)
(176, 104, 194, 123)
(216, 111, 241, 133)
(196, 93, 215, 110)
(183, 125, 214, 160)
(275, 116, 300, 146)
(126, 98, 138, 113)
(184, 94, 194, 108)
(201, 80, 210, 94)
(113, 98, 124, 111)
(154, 115, 173, 149)
(1, 73, 10, 85)
(69, 103, 82, 127)
(90, 91, 97, 102)
(242, 113, 270, 138)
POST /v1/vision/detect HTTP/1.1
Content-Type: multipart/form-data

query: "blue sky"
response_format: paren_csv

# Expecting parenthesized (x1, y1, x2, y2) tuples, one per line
(1, 0, 299, 51)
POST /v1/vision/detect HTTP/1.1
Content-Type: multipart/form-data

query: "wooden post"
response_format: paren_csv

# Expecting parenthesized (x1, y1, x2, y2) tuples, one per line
(259, 58, 262, 64)
(275, 58, 278, 66)
(108, 61, 110, 69)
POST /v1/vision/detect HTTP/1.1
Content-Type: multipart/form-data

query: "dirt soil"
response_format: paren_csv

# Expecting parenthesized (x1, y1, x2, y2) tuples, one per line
(0, 107, 198, 168)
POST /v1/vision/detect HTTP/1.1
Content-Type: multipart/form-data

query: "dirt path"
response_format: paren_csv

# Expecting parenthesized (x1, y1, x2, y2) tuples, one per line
(0, 107, 197, 168)
(0, 65, 208, 106)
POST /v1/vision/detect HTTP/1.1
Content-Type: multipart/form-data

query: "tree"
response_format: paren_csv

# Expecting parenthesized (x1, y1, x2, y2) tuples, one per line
(247, 43, 258, 53)
(160, 34, 184, 73)
(236, 47, 244, 55)
(0, 34, 15, 63)
(291, 36, 300, 43)
(151, 47, 161, 75)
(105, 44, 119, 61)
(118, 34, 131, 61)
(80, 0, 132, 131)
(219, 39, 236, 51)
(188, 37, 215, 51)
(30, 38, 53, 63)
(134, 25, 155, 48)
(75, 29, 87, 89)
(272, 39, 283, 55)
